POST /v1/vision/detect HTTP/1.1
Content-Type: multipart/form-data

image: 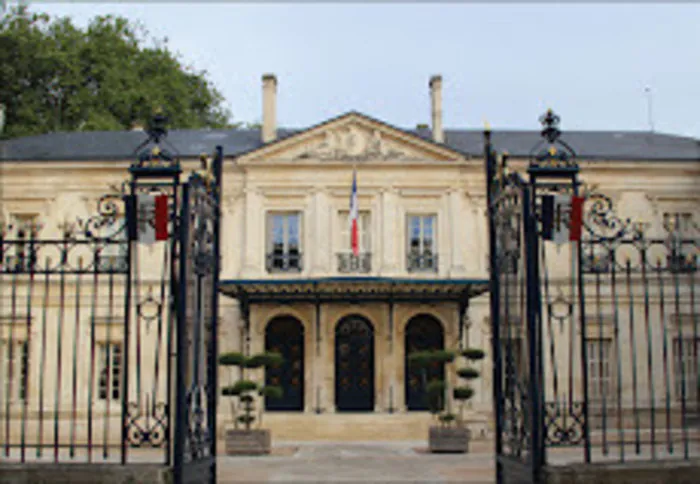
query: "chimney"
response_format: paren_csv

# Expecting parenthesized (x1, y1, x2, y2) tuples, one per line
(262, 73, 277, 143)
(429, 75, 444, 143)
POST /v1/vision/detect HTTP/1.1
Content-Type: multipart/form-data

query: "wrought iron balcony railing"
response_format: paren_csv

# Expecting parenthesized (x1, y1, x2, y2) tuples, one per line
(407, 252, 438, 273)
(266, 252, 303, 273)
(668, 251, 697, 273)
(337, 252, 372, 273)
(97, 255, 129, 273)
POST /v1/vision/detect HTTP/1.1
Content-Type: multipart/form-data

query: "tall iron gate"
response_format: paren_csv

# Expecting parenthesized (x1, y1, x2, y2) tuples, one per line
(487, 110, 699, 483)
(0, 122, 222, 484)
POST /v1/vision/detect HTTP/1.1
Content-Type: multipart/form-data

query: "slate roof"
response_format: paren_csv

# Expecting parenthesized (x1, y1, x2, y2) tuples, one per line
(1, 112, 699, 162)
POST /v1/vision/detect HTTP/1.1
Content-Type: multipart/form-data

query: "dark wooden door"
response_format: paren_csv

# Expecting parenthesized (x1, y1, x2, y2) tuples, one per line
(335, 316, 374, 412)
(405, 315, 444, 411)
(265, 316, 304, 411)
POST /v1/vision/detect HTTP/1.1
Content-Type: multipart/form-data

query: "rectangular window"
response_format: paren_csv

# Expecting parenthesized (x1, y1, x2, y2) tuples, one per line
(673, 337, 699, 403)
(266, 212, 302, 272)
(663, 212, 694, 234)
(99, 216, 128, 272)
(0, 339, 29, 401)
(7, 214, 40, 272)
(663, 212, 697, 273)
(406, 214, 437, 272)
(98, 342, 122, 401)
(587, 339, 614, 403)
(338, 210, 371, 253)
(337, 211, 371, 272)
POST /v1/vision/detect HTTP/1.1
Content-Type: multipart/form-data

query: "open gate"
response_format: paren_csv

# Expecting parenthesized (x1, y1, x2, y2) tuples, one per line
(128, 137, 222, 484)
(0, 117, 222, 484)
(486, 128, 544, 484)
(487, 110, 699, 484)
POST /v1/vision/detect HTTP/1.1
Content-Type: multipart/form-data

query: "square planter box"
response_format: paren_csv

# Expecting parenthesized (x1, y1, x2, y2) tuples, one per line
(429, 426, 470, 453)
(225, 428, 271, 456)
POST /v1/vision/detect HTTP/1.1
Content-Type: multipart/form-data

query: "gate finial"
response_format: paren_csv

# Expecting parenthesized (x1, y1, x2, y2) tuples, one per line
(529, 109, 577, 171)
(132, 108, 180, 169)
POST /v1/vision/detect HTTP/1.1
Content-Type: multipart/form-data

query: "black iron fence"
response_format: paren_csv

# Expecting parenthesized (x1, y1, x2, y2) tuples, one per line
(1, 123, 221, 484)
(541, 194, 700, 464)
(487, 110, 700, 484)
(0, 196, 138, 463)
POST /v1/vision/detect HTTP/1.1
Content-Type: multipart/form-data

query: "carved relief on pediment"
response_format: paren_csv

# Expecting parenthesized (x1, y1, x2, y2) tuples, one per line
(295, 126, 410, 161)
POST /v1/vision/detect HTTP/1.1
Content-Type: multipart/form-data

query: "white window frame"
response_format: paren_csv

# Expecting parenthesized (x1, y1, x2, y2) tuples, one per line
(338, 210, 371, 254)
(0, 339, 29, 402)
(406, 213, 437, 271)
(673, 337, 699, 403)
(97, 341, 122, 401)
(99, 215, 128, 271)
(587, 338, 614, 403)
(266, 211, 302, 272)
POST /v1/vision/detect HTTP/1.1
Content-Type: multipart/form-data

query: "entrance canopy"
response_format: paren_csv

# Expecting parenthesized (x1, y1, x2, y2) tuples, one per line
(219, 277, 489, 304)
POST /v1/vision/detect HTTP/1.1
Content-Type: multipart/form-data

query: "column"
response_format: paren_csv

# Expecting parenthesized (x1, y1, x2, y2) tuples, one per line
(311, 302, 323, 413)
(449, 189, 467, 276)
(386, 301, 397, 413)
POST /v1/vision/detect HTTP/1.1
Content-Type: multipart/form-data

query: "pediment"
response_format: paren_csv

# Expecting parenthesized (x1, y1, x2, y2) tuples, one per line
(236, 112, 466, 164)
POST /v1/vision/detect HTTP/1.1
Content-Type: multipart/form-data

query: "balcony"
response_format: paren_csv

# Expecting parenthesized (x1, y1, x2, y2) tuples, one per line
(337, 252, 372, 273)
(667, 251, 697, 274)
(407, 252, 438, 273)
(266, 252, 303, 273)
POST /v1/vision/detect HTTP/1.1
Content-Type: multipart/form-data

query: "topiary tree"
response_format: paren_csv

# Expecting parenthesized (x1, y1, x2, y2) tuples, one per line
(219, 351, 284, 431)
(453, 348, 486, 425)
(408, 349, 456, 425)
(408, 347, 485, 427)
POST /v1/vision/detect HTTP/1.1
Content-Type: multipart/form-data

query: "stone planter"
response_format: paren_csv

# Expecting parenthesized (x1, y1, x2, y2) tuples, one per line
(428, 426, 470, 453)
(224, 428, 271, 455)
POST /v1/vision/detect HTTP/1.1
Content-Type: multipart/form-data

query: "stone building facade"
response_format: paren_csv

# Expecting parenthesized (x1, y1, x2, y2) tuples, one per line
(1, 74, 699, 443)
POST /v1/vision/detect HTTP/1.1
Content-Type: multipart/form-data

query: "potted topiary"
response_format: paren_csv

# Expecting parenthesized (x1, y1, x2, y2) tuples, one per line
(408, 347, 485, 453)
(218, 351, 284, 455)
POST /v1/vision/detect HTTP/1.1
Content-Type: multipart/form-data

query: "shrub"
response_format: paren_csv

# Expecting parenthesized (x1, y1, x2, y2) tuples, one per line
(218, 351, 284, 431)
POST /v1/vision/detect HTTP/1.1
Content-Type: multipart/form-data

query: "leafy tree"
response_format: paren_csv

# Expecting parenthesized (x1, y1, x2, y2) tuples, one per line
(0, 5, 236, 139)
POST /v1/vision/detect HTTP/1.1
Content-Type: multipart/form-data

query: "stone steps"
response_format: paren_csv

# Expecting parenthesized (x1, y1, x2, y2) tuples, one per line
(219, 412, 493, 442)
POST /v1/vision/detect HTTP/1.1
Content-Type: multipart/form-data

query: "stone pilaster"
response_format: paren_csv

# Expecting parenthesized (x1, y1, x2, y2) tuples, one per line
(312, 189, 330, 274)
(465, 195, 487, 276)
(449, 189, 467, 277)
(381, 188, 398, 273)
(242, 188, 262, 277)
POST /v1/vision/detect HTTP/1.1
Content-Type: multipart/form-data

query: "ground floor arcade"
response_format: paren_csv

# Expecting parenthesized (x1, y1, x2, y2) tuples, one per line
(219, 278, 490, 416)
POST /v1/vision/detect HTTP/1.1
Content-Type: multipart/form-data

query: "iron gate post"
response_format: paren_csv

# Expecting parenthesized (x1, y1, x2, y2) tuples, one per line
(523, 184, 545, 481)
(207, 146, 223, 484)
(173, 181, 190, 484)
(484, 126, 504, 484)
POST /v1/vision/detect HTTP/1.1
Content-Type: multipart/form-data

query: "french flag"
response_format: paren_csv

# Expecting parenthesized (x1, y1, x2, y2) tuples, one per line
(542, 194, 584, 244)
(349, 169, 359, 256)
(133, 193, 169, 244)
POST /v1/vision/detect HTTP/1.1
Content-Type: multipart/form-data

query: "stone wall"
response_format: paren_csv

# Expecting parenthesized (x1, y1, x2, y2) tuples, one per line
(0, 464, 172, 484)
(544, 460, 700, 484)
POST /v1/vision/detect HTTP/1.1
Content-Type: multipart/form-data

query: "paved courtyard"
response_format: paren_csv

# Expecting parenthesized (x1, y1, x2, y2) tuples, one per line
(217, 441, 495, 483)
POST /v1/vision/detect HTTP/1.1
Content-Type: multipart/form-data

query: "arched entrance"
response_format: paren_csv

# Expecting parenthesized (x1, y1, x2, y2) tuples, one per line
(405, 314, 444, 411)
(335, 315, 374, 412)
(264, 316, 304, 411)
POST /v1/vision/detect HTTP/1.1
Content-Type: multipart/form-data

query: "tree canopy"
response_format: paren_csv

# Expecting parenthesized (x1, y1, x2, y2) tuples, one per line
(0, 5, 235, 139)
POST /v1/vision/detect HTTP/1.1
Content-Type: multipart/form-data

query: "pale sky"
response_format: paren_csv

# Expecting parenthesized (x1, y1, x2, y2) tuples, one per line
(17, 2, 700, 138)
